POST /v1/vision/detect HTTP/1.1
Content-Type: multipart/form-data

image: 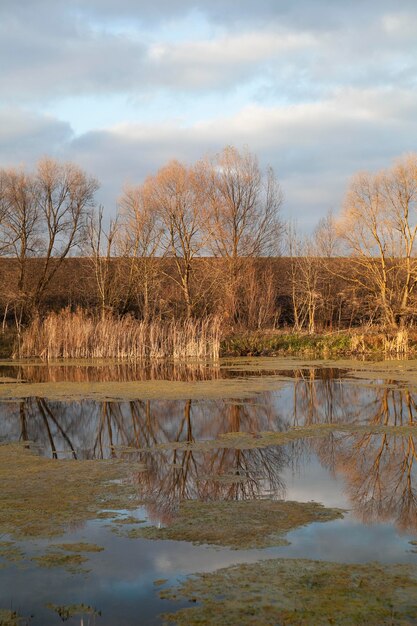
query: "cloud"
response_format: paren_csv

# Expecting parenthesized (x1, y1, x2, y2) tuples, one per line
(0, 108, 73, 166)
(1, 2, 417, 103)
(7, 0, 415, 30)
(1, 83, 416, 230)
(1, 1, 417, 231)
(60, 86, 417, 226)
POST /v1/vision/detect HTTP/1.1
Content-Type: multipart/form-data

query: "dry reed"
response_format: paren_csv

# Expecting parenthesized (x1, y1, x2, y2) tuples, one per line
(350, 329, 410, 355)
(16, 309, 222, 361)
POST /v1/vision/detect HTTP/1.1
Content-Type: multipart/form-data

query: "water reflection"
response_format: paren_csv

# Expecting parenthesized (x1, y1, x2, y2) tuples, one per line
(1, 365, 417, 534)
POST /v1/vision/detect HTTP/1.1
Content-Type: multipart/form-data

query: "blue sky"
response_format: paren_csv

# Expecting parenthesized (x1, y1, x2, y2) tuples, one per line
(1, 1, 416, 229)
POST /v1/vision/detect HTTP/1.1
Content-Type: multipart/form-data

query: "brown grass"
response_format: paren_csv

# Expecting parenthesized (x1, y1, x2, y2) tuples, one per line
(16, 308, 222, 361)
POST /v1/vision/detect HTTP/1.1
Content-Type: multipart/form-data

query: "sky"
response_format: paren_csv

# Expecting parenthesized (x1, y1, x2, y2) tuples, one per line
(1, 0, 416, 229)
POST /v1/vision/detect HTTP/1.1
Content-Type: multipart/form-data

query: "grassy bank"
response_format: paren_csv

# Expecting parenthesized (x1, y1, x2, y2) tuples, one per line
(222, 328, 415, 358)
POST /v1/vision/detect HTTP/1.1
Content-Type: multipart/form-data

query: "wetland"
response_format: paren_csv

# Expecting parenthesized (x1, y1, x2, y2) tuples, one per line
(1, 357, 417, 625)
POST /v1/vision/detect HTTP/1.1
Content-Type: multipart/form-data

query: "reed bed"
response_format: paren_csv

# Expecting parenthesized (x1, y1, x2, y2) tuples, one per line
(16, 309, 222, 361)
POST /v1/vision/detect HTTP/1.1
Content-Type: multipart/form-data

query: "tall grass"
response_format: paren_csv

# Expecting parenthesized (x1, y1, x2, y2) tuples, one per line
(16, 309, 222, 361)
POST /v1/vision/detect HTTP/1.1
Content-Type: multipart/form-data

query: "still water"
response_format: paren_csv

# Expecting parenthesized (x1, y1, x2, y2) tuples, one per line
(0, 360, 416, 624)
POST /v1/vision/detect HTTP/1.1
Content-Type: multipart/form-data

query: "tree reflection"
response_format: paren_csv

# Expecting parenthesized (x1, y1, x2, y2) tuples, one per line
(2, 369, 417, 532)
(312, 385, 417, 533)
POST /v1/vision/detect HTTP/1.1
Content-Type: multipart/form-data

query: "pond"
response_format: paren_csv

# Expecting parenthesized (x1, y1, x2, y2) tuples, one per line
(1, 358, 417, 625)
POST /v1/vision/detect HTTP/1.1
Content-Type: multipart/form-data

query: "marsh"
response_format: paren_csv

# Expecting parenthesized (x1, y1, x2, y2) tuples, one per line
(1, 358, 417, 625)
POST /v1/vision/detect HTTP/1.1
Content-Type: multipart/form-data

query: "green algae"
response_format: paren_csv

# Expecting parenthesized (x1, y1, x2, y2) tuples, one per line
(161, 558, 417, 625)
(121, 500, 344, 549)
(0, 443, 144, 540)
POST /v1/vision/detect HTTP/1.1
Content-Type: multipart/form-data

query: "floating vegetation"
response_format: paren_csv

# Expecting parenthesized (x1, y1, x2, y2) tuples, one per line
(32, 551, 89, 574)
(46, 603, 101, 621)
(121, 500, 344, 549)
(142, 422, 417, 453)
(112, 516, 146, 526)
(0, 376, 286, 402)
(95, 511, 122, 520)
(0, 609, 28, 626)
(0, 542, 25, 566)
(3, 357, 417, 402)
(51, 542, 104, 553)
(160, 558, 417, 625)
(0, 443, 144, 540)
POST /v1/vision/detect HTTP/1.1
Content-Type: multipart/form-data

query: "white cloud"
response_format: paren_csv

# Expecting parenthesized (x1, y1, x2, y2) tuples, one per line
(59, 87, 417, 226)
(1, 1, 417, 230)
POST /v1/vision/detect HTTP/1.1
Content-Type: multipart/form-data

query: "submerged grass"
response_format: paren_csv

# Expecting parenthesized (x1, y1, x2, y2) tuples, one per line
(121, 500, 344, 549)
(51, 542, 104, 553)
(161, 558, 417, 625)
(32, 551, 89, 574)
(0, 609, 27, 626)
(46, 603, 101, 620)
(0, 542, 25, 567)
(0, 443, 144, 540)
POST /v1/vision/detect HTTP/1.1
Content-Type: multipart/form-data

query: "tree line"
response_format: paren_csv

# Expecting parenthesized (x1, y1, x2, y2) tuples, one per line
(1, 147, 417, 332)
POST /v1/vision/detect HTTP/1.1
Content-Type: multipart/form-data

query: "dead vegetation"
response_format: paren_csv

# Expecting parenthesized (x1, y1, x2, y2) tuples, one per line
(120, 499, 344, 549)
(16, 308, 222, 360)
(0, 443, 143, 539)
(160, 558, 417, 625)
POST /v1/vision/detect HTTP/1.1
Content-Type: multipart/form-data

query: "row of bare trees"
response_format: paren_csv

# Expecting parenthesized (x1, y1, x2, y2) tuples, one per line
(288, 154, 417, 331)
(0, 158, 98, 328)
(1, 148, 417, 331)
(0, 146, 283, 328)
(91, 146, 283, 322)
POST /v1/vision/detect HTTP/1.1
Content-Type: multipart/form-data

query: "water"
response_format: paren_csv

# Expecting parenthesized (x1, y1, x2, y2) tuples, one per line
(0, 360, 416, 624)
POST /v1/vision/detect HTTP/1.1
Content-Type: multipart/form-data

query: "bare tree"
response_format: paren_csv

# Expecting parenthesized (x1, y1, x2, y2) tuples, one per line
(0, 167, 41, 327)
(34, 158, 98, 308)
(118, 183, 164, 320)
(86, 206, 121, 318)
(287, 224, 321, 334)
(144, 160, 208, 318)
(206, 146, 283, 258)
(204, 146, 283, 325)
(0, 158, 98, 321)
(338, 154, 417, 327)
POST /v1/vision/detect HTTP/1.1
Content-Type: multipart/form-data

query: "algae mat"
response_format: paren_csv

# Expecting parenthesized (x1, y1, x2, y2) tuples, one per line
(121, 500, 344, 549)
(1, 356, 417, 401)
(0, 443, 144, 539)
(161, 558, 417, 625)
(0, 377, 287, 402)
